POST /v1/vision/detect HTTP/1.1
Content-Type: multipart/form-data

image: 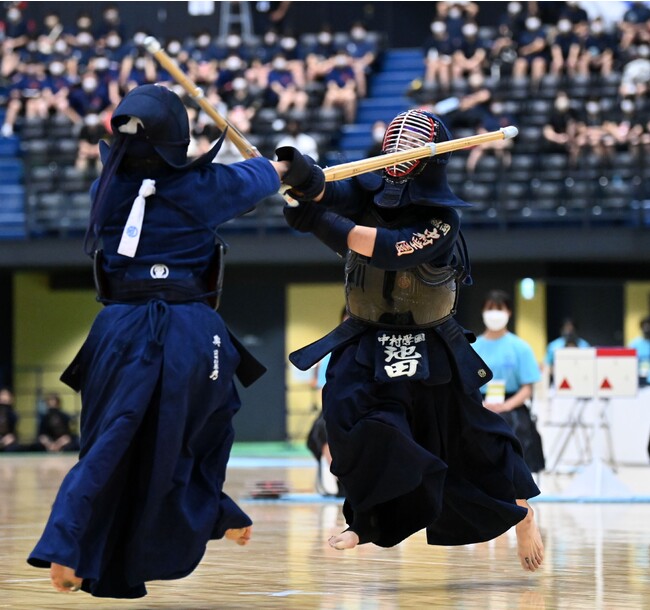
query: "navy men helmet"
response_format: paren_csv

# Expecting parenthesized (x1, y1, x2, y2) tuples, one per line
(374, 109, 470, 208)
(100, 84, 223, 169)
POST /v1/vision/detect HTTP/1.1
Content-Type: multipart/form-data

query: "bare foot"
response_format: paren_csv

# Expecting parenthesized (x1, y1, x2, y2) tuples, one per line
(225, 526, 252, 546)
(50, 563, 82, 593)
(515, 499, 544, 572)
(328, 529, 359, 550)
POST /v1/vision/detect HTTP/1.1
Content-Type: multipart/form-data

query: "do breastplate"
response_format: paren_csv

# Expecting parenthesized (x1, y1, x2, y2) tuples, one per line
(344, 209, 463, 328)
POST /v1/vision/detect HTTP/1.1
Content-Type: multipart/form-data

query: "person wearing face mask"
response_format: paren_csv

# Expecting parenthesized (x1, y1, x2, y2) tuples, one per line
(344, 21, 379, 99)
(512, 14, 549, 90)
(264, 52, 308, 115)
(576, 17, 615, 79)
(67, 70, 112, 125)
(451, 21, 488, 82)
(322, 50, 358, 124)
(549, 18, 581, 78)
(365, 120, 387, 157)
(422, 20, 454, 91)
(473, 290, 545, 477)
(542, 90, 580, 162)
(281, 109, 544, 572)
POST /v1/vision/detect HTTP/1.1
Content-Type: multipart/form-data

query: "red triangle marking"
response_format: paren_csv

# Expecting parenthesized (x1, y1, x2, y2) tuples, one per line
(559, 378, 571, 389)
(600, 378, 612, 389)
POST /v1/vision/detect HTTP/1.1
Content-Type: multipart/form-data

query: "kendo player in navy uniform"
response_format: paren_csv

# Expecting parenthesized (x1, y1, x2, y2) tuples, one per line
(278, 109, 545, 572)
(27, 84, 302, 598)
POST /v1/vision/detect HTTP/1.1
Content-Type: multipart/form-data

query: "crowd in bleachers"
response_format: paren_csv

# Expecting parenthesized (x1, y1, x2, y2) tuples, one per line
(404, 1, 650, 227)
(0, 2, 650, 235)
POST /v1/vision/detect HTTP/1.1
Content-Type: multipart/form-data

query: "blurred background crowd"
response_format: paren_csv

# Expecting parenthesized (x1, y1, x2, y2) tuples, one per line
(0, 1, 649, 237)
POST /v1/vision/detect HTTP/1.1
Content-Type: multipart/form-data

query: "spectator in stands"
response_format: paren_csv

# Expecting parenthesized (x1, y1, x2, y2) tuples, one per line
(93, 4, 126, 43)
(344, 21, 379, 98)
(558, 1, 589, 29)
(512, 13, 550, 90)
(576, 17, 616, 79)
(574, 96, 611, 166)
(224, 75, 261, 120)
(275, 118, 320, 161)
(1, 59, 50, 137)
(304, 24, 338, 84)
(497, 1, 529, 41)
(604, 95, 645, 154)
(619, 44, 650, 99)
(66, 70, 112, 124)
(451, 20, 488, 83)
(465, 97, 515, 175)
(65, 13, 97, 74)
(0, 387, 19, 452)
(445, 71, 492, 131)
(89, 52, 121, 108)
(365, 120, 387, 157)
(619, 0, 650, 51)
(187, 29, 221, 86)
(34, 393, 79, 453)
(217, 52, 249, 100)
(75, 112, 109, 173)
(542, 90, 580, 161)
(549, 16, 581, 79)
(264, 53, 308, 115)
(2, 4, 33, 56)
(422, 19, 454, 91)
(440, 1, 480, 49)
(252, 1, 293, 36)
(321, 49, 358, 124)
(489, 22, 520, 80)
(156, 37, 191, 88)
(118, 45, 158, 91)
(38, 10, 64, 43)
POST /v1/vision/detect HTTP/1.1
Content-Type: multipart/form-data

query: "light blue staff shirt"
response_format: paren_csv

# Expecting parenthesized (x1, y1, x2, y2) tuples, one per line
(474, 332, 541, 395)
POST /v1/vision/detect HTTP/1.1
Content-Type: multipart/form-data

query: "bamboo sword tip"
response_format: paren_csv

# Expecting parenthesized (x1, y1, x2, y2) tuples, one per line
(501, 126, 519, 140)
(144, 36, 161, 53)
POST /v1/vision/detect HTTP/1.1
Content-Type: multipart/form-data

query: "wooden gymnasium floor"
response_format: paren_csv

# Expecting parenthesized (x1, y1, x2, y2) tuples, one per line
(1, 452, 649, 610)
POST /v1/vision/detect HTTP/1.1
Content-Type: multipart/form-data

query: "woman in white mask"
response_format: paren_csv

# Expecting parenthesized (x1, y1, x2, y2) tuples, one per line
(473, 290, 546, 477)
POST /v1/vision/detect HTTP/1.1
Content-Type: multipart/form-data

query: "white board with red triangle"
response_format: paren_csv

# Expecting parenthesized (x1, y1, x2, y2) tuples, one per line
(554, 347, 638, 398)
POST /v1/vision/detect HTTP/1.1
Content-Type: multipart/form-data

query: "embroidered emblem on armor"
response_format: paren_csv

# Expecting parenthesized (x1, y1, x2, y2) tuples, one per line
(126, 226, 138, 238)
(210, 334, 221, 381)
(377, 332, 426, 378)
(397, 274, 411, 289)
(150, 264, 170, 279)
(394, 219, 451, 256)
(478, 368, 487, 378)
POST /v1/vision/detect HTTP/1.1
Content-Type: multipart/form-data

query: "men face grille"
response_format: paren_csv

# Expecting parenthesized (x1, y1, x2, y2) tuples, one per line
(382, 110, 436, 178)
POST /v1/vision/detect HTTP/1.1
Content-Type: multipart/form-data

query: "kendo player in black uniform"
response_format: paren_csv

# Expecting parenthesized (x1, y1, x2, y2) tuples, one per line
(27, 84, 304, 598)
(278, 109, 545, 572)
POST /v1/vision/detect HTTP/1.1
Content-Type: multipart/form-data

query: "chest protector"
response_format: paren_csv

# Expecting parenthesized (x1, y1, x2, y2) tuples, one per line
(345, 209, 466, 328)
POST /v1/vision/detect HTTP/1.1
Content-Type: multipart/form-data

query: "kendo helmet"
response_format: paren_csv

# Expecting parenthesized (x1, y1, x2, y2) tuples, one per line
(100, 83, 223, 169)
(374, 109, 470, 208)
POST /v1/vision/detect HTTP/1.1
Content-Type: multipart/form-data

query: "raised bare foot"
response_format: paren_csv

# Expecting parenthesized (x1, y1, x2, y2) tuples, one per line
(515, 499, 544, 572)
(225, 526, 252, 546)
(50, 563, 82, 592)
(328, 529, 360, 550)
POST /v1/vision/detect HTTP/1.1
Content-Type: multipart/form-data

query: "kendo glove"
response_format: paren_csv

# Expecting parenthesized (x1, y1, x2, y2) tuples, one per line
(276, 146, 325, 201)
(283, 201, 355, 256)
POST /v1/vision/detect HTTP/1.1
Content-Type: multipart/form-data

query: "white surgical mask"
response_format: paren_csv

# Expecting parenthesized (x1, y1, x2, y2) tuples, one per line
(483, 310, 510, 332)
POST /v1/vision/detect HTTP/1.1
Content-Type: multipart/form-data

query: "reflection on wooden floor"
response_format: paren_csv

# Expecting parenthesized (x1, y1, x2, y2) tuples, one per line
(1, 454, 649, 609)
